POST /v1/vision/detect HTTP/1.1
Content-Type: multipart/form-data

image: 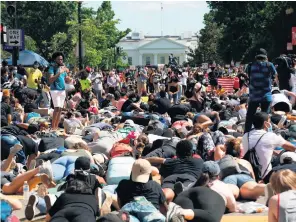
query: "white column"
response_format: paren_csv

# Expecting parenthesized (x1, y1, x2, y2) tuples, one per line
(138, 53, 142, 66)
(154, 53, 158, 65)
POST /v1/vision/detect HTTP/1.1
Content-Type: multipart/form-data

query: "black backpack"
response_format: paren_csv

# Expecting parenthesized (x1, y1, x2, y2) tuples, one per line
(243, 132, 270, 181)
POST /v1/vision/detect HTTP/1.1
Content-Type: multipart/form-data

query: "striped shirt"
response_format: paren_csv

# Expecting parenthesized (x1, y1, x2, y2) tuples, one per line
(246, 61, 277, 102)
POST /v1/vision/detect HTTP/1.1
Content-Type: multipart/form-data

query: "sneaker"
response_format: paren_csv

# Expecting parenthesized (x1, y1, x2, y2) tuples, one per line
(39, 161, 53, 180)
(44, 194, 56, 212)
(10, 144, 23, 155)
(166, 202, 183, 222)
(100, 193, 113, 216)
(25, 194, 38, 220)
(174, 181, 184, 196)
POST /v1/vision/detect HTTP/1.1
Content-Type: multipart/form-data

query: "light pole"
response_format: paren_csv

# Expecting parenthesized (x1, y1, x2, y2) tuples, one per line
(78, 1, 83, 70)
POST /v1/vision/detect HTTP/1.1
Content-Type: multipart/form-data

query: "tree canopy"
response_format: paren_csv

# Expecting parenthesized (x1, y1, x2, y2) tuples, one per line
(190, 1, 296, 65)
(1, 1, 131, 68)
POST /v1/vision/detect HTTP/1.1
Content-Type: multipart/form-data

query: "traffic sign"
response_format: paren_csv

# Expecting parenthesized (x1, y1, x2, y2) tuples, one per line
(7, 29, 22, 46)
(3, 29, 25, 51)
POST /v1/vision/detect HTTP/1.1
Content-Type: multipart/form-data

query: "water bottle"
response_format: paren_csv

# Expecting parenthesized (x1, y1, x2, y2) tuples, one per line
(23, 181, 29, 203)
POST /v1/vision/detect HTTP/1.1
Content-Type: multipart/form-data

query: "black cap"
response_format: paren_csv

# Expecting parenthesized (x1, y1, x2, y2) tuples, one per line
(75, 156, 91, 170)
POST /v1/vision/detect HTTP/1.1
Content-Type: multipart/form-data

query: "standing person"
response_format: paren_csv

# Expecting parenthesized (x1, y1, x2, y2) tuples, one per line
(48, 52, 70, 131)
(244, 48, 278, 133)
(135, 68, 148, 96)
(26, 61, 42, 91)
(91, 69, 103, 101)
(208, 66, 218, 93)
(107, 71, 118, 95)
(181, 68, 188, 96)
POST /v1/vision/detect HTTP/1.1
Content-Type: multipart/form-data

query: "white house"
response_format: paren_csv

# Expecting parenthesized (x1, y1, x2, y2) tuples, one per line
(117, 31, 198, 66)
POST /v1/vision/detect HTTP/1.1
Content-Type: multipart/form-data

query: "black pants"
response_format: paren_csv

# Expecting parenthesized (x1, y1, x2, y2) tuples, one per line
(50, 207, 96, 222)
(174, 187, 225, 222)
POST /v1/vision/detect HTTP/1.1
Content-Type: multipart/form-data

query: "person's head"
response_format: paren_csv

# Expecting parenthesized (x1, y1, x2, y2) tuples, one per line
(74, 156, 91, 171)
(24, 103, 37, 113)
(1, 67, 8, 76)
(218, 85, 222, 89)
(80, 70, 89, 80)
(114, 91, 121, 101)
(65, 111, 74, 119)
(142, 91, 148, 97)
(131, 159, 152, 183)
(172, 76, 179, 83)
(135, 133, 149, 147)
(33, 61, 39, 69)
(52, 51, 65, 66)
(1, 96, 10, 104)
(128, 92, 140, 103)
(120, 91, 126, 98)
(106, 93, 115, 101)
(270, 169, 296, 194)
(280, 152, 296, 165)
(159, 91, 166, 98)
(176, 140, 193, 158)
(195, 161, 220, 186)
(252, 112, 270, 130)
(255, 48, 268, 61)
(72, 142, 90, 152)
(225, 138, 242, 158)
(109, 71, 114, 77)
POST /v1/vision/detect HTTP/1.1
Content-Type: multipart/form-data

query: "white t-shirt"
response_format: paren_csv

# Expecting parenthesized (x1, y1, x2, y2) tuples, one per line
(289, 73, 296, 93)
(91, 73, 103, 90)
(271, 91, 292, 112)
(181, 72, 188, 85)
(242, 130, 285, 178)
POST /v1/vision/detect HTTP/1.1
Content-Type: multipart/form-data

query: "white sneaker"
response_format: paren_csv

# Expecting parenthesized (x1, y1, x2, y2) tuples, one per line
(39, 161, 53, 180)
(10, 144, 23, 155)
(25, 194, 38, 220)
(166, 202, 183, 222)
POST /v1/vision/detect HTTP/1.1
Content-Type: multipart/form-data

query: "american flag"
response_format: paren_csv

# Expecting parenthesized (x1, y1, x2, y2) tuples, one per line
(206, 78, 234, 92)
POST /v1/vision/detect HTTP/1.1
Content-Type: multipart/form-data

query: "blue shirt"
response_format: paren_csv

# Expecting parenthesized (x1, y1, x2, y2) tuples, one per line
(247, 61, 277, 102)
(49, 66, 67, 91)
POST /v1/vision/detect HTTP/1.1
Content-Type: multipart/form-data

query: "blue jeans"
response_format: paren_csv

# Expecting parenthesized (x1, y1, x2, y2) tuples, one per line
(121, 196, 165, 222)
(1, 135, 26, 165)
(51, 156, 78, 181)
(223, 174, 255, 188)
(244, 100, 271, 133)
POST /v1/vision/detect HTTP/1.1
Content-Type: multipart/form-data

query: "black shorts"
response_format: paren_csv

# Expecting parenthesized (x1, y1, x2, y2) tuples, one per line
(1, 172, 16, 188)
(162, 174, 196, 190)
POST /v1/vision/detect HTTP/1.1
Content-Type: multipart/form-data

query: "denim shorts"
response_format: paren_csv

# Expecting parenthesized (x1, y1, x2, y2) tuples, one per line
(223, 174, 255, 188)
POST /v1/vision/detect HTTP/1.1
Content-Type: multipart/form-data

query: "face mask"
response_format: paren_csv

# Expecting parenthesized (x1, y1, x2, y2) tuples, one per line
(34, 65, 38, 69)
(265, 122, 272, 132)
(13, 70, 17, 75)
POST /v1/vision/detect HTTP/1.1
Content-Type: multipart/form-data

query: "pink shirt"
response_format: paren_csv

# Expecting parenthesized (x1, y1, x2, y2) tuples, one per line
(208, 180, 237, 212)
(117, 98, 126, 111)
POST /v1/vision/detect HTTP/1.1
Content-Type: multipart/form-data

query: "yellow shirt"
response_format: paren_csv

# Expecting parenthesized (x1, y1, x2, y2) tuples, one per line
(26, 68, 42, 89)
(79, 79, 91, 91)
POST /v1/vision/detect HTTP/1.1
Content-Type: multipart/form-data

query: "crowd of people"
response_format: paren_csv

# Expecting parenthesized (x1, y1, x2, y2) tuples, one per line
(1, 48, 296, 222)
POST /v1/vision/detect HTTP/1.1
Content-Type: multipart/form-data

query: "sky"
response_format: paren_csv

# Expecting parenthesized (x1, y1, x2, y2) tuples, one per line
(84, 1, 210, 36)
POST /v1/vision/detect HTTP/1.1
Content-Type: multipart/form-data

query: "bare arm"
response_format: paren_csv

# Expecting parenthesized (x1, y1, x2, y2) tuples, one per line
(145, 157, 165, 164)
(268, 195, 278, 222)
(0, 194, 22, 210)
(282, 141, 296, 152)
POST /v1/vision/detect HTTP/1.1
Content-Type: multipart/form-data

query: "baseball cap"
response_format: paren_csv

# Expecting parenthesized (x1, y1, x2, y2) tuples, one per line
(280, 152, 296, 164)
(203, 161, 220, 177)
(75, 156, 91, 171)
(124, 119, 135, 128)
(255, 48, 268, 59)
(131, 159, 152, 183)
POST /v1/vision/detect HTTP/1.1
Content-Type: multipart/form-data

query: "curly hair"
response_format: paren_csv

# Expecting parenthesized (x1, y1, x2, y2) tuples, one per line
(225, 138, 242, 158)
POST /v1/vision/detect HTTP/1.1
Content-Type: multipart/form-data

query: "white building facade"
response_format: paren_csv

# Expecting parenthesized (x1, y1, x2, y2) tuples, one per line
(117, 32, 198, 66)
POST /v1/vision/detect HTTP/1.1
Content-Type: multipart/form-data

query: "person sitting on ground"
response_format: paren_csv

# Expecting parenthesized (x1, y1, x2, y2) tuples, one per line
(242, 112, 296, 182)
(268, 169, 296, 222)
(63, 111, 84, 135)
(121, 91, 144, 113)
(146, 140, 204, 202)
(149, 90, 171, 115)
(88, 99, 99, 115)
(116, 92, 127, 111)
(194, 161, 239, 213)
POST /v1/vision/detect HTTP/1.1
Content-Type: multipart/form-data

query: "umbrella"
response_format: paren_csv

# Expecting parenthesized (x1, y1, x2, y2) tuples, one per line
(5, 50, 49, 67)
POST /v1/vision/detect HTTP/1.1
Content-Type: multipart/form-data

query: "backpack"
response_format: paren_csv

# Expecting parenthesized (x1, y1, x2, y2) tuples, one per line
(243, 132, 268, 181)
(218, 155, 242, 180)
(110, 142, 133, 158)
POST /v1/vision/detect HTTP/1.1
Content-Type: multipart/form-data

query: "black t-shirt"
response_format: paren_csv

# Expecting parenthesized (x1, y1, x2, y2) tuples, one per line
(121, 100, 136, 112)
(116, 179, 166, 210)
(153, 98, 171, 114)
(1, 102, 11, 118)
(168, 104, 191, 118)
(49, 193, 98, 217)
(160, 157, 204, 179)
(189, 100, 204, 112)
(60, 173, 101, 194)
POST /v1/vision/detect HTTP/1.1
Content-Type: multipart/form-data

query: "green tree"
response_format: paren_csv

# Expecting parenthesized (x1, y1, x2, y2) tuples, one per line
(1, 1, 77, 59)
